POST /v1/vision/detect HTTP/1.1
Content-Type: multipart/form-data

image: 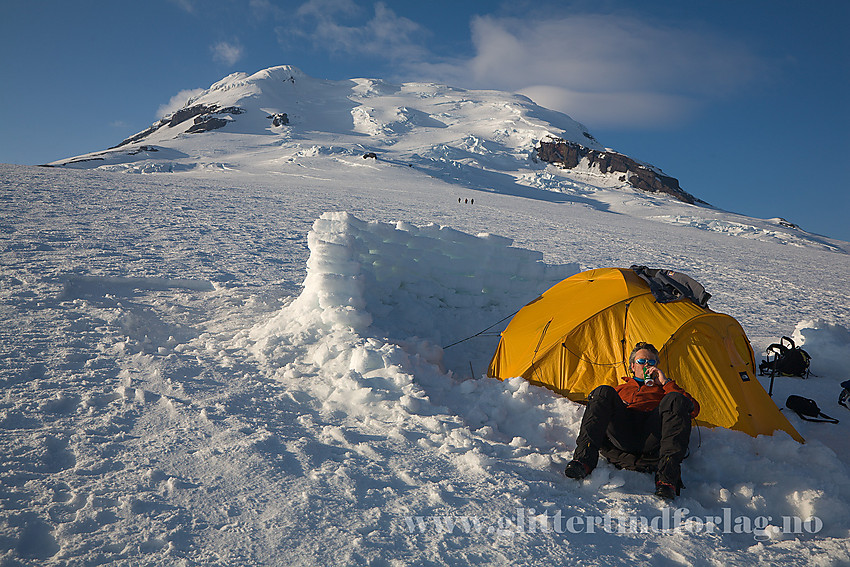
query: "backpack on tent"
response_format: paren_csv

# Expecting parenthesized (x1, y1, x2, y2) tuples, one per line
(630, 265, 711, 308)
(759, 336, 811, 378)
(487, 267, 805, 443)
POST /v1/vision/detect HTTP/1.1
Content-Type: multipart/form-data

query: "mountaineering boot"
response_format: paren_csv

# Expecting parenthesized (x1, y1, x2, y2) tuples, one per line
(564, 460, 592, 480)
(654, 481, 677, 500)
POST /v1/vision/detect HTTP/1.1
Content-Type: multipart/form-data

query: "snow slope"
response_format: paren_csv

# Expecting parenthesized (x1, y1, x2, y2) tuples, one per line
(2, 158, 850, 566)
(2, 65, 849, 567)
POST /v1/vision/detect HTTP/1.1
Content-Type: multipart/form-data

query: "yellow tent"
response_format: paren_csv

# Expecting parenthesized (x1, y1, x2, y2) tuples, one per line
(487, 267, 804, 443)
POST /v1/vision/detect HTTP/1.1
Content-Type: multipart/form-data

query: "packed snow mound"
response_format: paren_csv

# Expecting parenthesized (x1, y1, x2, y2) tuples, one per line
(249, 211, 579, 380)
(242, 211, 588, 489)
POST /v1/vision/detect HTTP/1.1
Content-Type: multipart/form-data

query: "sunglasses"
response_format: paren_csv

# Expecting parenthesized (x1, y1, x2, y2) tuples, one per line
(635, 358, 657, 366)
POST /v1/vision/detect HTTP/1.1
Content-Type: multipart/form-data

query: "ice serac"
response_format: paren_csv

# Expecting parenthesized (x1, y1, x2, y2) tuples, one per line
(536, 136, 703, 205)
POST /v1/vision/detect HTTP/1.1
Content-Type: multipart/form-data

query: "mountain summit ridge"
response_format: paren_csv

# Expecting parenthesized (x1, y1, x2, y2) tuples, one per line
(48, 64, 696, 201)
(48, 64, 610, 175)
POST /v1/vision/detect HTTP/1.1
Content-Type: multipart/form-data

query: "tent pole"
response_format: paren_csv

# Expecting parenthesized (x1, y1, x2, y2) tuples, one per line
(768, 356, 777, 397)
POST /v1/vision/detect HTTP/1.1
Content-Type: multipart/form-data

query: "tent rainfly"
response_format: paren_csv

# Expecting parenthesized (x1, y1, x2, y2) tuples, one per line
(487, 267, 804, 443)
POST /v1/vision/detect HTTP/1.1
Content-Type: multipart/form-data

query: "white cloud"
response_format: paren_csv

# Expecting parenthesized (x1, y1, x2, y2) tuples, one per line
(282, 1, 429, 61)
(416, 13, 767, 129)
(517, 86, 696, 129)
(273, 4, 768, 130)
(169, 0, 195, 14)
(156, 88, 206, 119)
(469, 15, 759, 94)
(295, 0, 359, 19)
(249, 0, 284, 19)
(211, 41, 245, 66)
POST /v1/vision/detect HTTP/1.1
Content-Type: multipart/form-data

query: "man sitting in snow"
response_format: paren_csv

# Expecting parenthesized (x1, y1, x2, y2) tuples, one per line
(563, 342, 700, 500)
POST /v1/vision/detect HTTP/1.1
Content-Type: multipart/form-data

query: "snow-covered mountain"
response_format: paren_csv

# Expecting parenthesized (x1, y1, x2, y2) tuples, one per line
(48, 65, 845, 253)
(51, 64, 602, 171)
(4, 65, 850, 565)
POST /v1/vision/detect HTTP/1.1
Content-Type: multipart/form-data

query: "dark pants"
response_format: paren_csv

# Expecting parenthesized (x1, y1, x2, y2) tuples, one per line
(573, 385, 693, 487)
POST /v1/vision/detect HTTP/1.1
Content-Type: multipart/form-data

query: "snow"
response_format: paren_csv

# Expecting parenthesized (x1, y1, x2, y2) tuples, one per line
(3, 65, 850, 565)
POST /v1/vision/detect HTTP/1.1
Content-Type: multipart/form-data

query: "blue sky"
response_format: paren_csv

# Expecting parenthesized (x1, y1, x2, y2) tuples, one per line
(2, 0, 849, 241)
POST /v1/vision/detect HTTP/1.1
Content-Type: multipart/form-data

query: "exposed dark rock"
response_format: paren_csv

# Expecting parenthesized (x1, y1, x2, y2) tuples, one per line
(60, 157, 106, 165)
(582, 131, 598, 144)
(536, 137, 703, 205)
(127, 145, 159, 155)
(268, 113, 289, 126)
(363, 152, 377, 159)
(169, 104, 220, 127)
(111, 105, 245, 147)
(111, 124, 163, 149)
(186, 116, 228, 134)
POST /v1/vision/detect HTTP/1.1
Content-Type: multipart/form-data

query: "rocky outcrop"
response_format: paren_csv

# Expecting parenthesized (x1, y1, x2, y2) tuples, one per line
(127, 145, 158, 155)
(112, 124, 162, 149)
(268, 113, 289, 126)
(167, 104, 218, 127)
(111, 105, 245, 148)
(186, 116, 229, 134)
(536, 137, 702, 205)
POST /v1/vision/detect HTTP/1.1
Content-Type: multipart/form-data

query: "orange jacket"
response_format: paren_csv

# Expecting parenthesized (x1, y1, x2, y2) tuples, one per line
(615, 377, 700, 418)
